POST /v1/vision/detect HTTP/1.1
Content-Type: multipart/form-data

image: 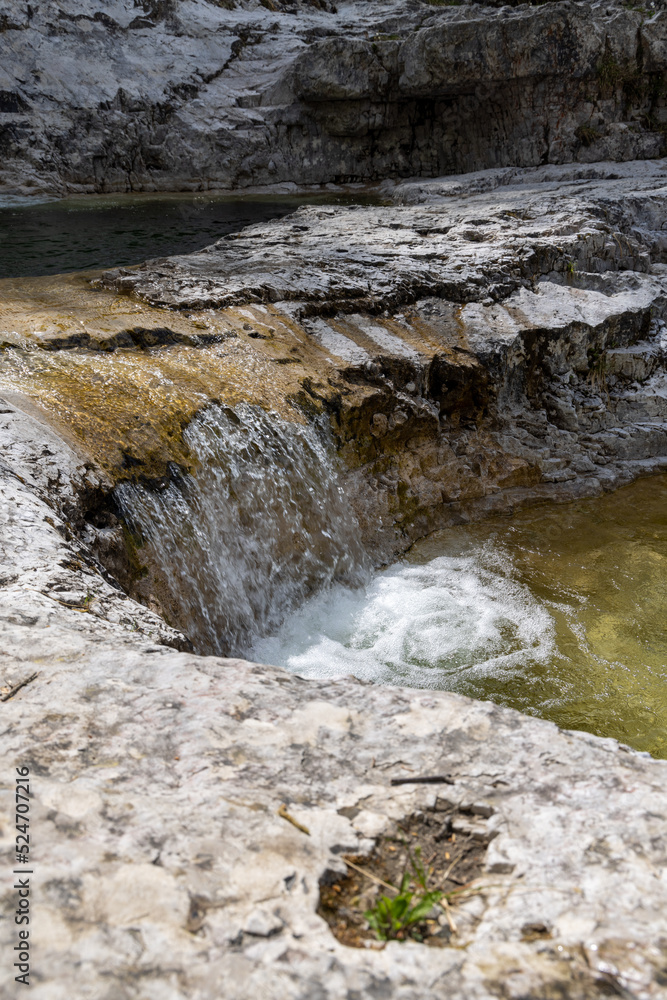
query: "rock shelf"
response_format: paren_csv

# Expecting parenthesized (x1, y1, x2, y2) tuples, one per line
(3, 4, 667, 988)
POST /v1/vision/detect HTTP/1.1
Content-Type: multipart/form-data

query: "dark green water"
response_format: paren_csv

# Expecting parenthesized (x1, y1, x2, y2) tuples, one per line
(0, 190, 379, 279)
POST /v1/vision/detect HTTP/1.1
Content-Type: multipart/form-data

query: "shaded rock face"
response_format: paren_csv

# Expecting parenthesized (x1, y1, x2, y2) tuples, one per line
(281, 2, 667, 179)
(95, 163, 667, 586)
(2, 0, 667, 195)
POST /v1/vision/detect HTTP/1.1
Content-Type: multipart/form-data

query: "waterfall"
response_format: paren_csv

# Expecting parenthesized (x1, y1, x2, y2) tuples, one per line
(116, 403, 369, 656)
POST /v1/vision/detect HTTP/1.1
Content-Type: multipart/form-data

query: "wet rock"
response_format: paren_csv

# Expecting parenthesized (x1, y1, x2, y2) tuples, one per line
(83, 162, 667, 566)
(99, 160, 666, 312)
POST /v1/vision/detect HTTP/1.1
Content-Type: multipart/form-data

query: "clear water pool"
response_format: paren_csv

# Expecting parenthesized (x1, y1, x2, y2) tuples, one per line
(252, 475, 667, 759)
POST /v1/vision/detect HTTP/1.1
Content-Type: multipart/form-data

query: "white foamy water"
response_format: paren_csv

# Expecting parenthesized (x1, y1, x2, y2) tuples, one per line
(251, 546, 556, 690)
(117, 403, 369, 655)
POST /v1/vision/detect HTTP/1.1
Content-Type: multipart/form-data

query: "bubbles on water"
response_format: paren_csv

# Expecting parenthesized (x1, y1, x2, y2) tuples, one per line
(251, 546, 556, 690)
(116, 403, 369, 655)
(252, 477, 667, 758)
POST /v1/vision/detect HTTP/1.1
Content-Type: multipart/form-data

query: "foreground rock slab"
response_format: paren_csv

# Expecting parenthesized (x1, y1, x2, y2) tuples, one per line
(1, 597, 667, 998)
(0, 407, 666, 998)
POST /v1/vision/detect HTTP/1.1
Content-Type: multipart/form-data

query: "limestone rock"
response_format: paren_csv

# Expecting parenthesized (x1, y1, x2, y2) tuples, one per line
(100, 160, 666, 312)
(2, 1, 667, 195)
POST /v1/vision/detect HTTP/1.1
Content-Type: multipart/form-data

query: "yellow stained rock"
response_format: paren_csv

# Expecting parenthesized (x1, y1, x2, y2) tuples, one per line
(0, 273, 342, 481)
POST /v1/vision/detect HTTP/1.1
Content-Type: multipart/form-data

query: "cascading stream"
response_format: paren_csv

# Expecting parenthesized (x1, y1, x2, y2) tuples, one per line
(115, 398, 667, 760)
(116, 403, 370, 656)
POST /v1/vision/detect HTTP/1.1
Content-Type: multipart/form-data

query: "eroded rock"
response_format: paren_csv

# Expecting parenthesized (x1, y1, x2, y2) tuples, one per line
(2, 1, 667, 195)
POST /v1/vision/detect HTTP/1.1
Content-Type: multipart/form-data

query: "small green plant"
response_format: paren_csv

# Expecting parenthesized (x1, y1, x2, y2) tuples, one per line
(364, 844, 442, 942)
(365, 875, 442, 941)
(596, 53, 624, 90)
(575, 124, 602, 147)
(566, 260, 577, 276)
(587, 345, 604, 368)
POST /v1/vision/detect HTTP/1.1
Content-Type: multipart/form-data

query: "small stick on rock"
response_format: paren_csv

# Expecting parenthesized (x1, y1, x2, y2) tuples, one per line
(1, 672, 39, 702)
(439, 896, 458, 934)
(277, 803, 310, 835)
(343, 857, 396, 894)
(390, 775, 454, 786)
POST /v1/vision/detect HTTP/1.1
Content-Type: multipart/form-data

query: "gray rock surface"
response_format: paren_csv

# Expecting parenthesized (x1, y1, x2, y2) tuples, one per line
(1, 455, 667, 997)
(97, 162, 667, 571)
(0, 395, 188, 653)
(101, 160, 666, 311)
(2, 0, 667, 195)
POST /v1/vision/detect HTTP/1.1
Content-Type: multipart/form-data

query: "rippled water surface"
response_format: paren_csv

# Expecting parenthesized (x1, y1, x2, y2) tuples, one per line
(253, 476, 667, 758)
(0, 190, 380, 278)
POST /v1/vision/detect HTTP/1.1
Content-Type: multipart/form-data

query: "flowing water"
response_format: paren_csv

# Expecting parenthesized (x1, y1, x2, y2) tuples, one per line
(252, 476, 667, 759)
(10, 191, 665, 759)
(116, 403, 369, 655)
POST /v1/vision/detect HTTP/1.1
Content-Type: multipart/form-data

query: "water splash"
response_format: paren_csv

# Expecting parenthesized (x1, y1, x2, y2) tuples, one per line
(251, 544, 556, 689)
(116, 403, 369, 655)
(254, 476, 667, 758)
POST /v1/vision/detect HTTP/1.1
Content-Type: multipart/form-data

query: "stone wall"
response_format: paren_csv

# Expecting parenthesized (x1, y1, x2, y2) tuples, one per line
(2, 0, 667, 195)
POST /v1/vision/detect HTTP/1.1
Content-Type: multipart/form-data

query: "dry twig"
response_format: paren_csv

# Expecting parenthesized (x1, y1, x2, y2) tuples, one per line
(1, 672, 39, 702)
(277, 803, 310, 835)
